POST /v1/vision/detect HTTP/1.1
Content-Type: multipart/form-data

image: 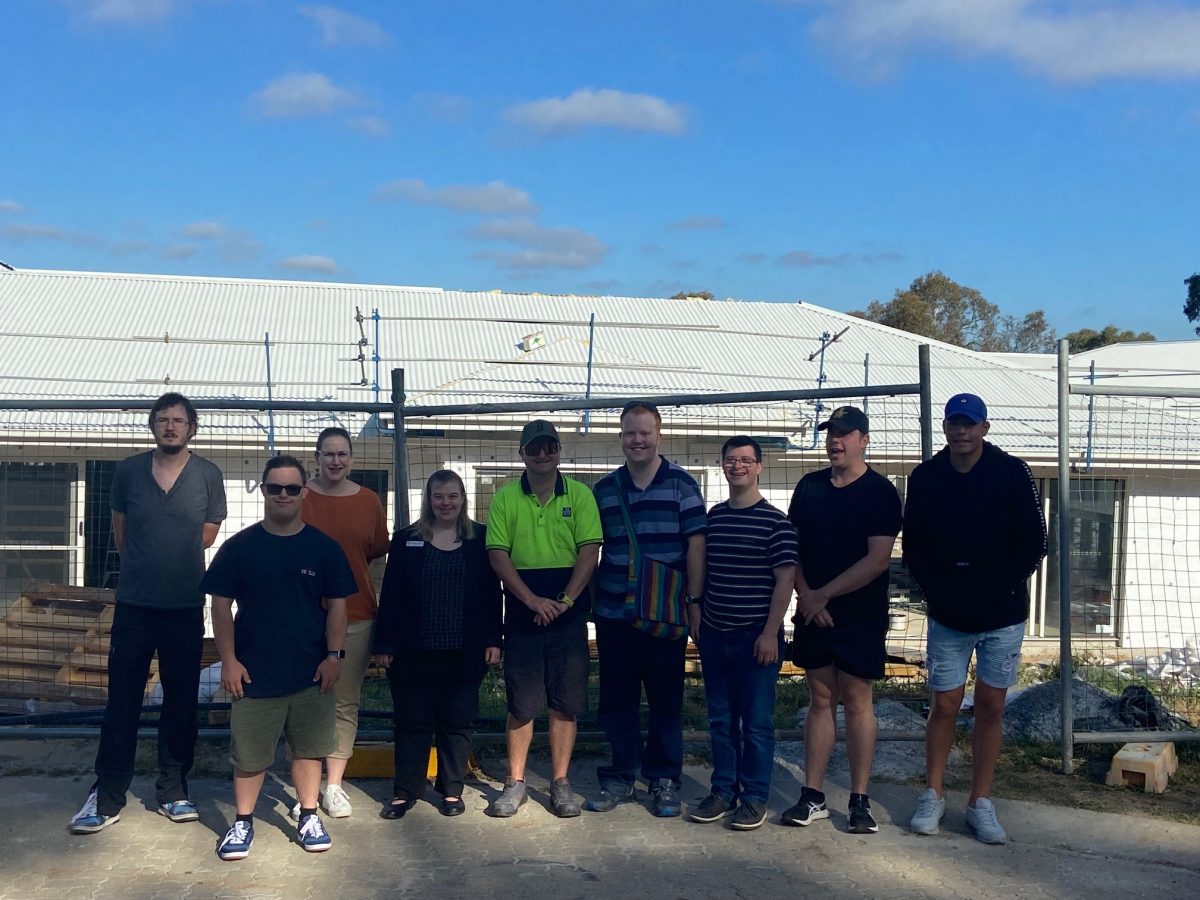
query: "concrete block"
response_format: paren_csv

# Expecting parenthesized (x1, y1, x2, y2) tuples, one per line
(1105, 742, 1178, 793)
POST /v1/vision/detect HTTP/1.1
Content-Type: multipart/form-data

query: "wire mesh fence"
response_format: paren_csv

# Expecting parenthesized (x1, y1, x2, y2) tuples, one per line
(1062, 382, 1200, 748)
(0, 385, 932, 735)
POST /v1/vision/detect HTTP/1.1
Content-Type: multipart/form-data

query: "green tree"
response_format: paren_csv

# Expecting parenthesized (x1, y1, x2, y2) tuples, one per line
(1065, 325, 1156, 353)
(1185, 273, 1200, 336)
(669, 290, 714, 301)
(850, 271, 1056, 352)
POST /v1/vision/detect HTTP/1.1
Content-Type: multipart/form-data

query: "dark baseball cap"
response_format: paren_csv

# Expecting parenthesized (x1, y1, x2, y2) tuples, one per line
(944, 393, 987, 423)
(818, 406, 869, 434)
(519, 419, 560, 449)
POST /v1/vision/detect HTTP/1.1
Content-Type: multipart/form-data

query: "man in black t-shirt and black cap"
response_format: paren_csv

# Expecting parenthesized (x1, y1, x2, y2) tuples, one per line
(784, 406, 901, 834)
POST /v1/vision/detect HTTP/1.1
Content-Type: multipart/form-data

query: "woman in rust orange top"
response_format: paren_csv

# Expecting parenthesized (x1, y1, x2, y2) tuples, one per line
(299, 426, 389, 819)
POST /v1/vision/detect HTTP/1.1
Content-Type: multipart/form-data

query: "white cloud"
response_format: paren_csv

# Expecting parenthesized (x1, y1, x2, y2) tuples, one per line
(183, 220, 226, 239)
(373, 179, 536, 215)
(415, 93, 471, 124)
(249, 72, 364, 119)
(1, 223, 67, 241)
(505, 88, 687, 135)
(777, 248, 902, 267)
(807, 0, 1200, 82)
(220, 233, 262, 262)
(469, 217, 607, 270)
(0, 200, 26, 214)
(160, 243, 197, 260)
(669, 214, 726, 230)
(110, 238, 151, 254)
(279, 254, 340, 274)
(299, 5, 390, 47)
(348, 115, 391, 138)
(70, 0, 176, 24)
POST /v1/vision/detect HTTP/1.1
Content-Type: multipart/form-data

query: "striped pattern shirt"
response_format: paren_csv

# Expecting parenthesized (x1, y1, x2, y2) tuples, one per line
(703, 499, 798, 631)
(592, 457, 708, 619)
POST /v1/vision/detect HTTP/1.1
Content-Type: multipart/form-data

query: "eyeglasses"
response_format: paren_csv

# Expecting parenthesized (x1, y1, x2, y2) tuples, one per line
(722, 456, 760, 468)
(523, 441, 560, 457)
(264, 483, 303, 496)
(622, 401, 659, 415)
(153, 416, 190, 428)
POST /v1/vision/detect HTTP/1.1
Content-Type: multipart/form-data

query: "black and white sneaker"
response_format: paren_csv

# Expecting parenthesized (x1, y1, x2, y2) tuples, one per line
(689, 792, 734, 823)
(848, 796, 879, 834)
(781, 788, 829, 827)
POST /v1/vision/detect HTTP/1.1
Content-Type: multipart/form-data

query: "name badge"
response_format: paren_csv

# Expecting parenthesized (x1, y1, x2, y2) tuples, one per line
(406, 540, 424, 547)
(562, 507, 572, 518)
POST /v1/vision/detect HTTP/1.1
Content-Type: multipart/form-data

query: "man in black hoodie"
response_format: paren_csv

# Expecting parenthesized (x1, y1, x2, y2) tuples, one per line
(903, 393, 1046, 845)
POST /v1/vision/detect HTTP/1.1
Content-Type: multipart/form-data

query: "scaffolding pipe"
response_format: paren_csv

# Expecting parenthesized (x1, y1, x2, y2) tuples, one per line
(918, 344, 933, 461)
(1058, 339, 1074, 775)
(391, 368, 409, 531)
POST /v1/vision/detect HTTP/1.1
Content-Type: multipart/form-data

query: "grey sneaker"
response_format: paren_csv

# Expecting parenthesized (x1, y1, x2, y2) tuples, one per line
(584, 783, 637, 812)
(649, 778, 681, 817)
(549, 778, 581, 818)
(910, 788, 945, 835)
(965, 798, 1007, 844)
(321, 784, 353, 818)
(730, 799, 767, 831)
(69, 786, 120, 835)
(492, 778, 527, 817)
(689, 792, 734, 823)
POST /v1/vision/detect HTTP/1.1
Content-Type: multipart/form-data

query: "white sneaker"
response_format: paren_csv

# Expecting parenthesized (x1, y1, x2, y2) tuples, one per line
(69, 786, 121, 834)
(909, 787, 945, 835)
(321, 784, 353, 818)
(965, 798, 1007, 844)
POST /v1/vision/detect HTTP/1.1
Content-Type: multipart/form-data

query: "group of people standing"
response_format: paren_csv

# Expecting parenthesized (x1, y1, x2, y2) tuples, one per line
(68, 389, 1045, 861)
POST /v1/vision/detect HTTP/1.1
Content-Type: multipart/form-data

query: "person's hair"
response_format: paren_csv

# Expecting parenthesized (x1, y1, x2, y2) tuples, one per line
(148, 392, 198, 430)
(620, 400, 662, 426)
(316, 426, 353, 454)
(262, 454, 308, 485)
(416, 469, 475, 541)
(720, 435, 762, 462)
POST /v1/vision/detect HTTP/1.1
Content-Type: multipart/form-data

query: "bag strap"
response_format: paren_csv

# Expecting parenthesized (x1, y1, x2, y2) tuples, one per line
(614, 468, 641, 562)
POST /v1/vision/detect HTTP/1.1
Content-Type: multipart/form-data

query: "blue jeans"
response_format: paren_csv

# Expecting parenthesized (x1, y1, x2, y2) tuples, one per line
(698, 622, 782, 803)
(927, 619, 1025, 691)
(595, 615, 686, 788)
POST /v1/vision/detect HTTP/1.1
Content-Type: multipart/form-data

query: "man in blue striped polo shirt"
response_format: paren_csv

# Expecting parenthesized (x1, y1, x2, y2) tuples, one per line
(690, 436, 798, 831)
(585, 401, 707, 818)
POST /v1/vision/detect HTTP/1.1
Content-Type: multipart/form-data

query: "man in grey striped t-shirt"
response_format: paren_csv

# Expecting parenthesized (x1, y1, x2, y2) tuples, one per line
(689, 436, 797, 832)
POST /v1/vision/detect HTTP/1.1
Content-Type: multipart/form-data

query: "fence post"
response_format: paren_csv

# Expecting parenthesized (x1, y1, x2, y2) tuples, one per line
(391, 367, 410, 531)
(1057, 339, 1074, 774)
(918, 344, 933, 460)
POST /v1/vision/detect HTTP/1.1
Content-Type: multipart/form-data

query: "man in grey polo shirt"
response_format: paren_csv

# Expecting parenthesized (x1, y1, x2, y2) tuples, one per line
(70, 393, 227, 834)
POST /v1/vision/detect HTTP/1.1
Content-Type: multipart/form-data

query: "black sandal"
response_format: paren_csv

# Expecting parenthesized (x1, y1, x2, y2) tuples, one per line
(441, 797, 466, 817)
(380, 798, 416, 820)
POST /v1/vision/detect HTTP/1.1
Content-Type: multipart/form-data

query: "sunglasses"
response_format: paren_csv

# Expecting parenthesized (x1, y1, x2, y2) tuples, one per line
(264, 483, 303, 496)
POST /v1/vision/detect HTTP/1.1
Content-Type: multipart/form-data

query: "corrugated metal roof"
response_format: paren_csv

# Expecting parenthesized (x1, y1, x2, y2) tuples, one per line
(1, 267, 1196, 460)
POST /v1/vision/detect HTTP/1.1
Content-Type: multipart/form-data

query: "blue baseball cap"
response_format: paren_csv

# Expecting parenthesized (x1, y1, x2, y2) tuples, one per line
(944, 393, 987, 423)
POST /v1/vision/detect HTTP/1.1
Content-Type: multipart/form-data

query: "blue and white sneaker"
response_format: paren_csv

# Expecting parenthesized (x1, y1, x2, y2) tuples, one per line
(69, 786, 120, 835)
(297, 813, 332, 852)
(217, 820, 254, 860)
(158, 799, 200, 823)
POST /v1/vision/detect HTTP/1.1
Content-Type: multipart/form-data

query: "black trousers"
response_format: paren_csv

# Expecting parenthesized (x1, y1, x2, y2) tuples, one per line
(94, 604, 204, 815)
(387, 650, 481, 801)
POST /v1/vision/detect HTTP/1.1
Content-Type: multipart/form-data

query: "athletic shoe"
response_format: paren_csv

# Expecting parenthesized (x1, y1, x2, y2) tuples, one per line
(69, 786, 120, 835)
(217, 821, 254, 860)
(965, 798, 1007, 844)
(549, 778, 582, 818)
(781, 788, 829, 827)
(158, 799, 200, 823)
(297, 813, 332, 852)
(731, 799, 768, 831)
(583, 783, 636, 812)
(848, 796, 879, 834)
(649, 778, 681, 818)
(321, 784, 353, 818)
(492, 778, 527, 817)
(909, 788, 945, 835)
(689, 792, 734, 823)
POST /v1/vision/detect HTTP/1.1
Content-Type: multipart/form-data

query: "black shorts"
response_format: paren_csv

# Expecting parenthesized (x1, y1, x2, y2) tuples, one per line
(503, 616, 589, 720)
(791, 623, 886, 681)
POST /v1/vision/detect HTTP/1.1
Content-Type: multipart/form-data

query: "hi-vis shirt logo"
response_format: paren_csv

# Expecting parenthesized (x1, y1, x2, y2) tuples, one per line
(562, 507, 572, 518)
(300, 568, 317, 577)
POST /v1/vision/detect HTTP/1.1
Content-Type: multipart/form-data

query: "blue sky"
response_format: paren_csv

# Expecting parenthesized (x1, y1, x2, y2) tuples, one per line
(2, 0, 1198, 340)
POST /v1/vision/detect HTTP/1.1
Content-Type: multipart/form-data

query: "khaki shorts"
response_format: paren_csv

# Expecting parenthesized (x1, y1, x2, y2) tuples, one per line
(230, 686, 336, 772)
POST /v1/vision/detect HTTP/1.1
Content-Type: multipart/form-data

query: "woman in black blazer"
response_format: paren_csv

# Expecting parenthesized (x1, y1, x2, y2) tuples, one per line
(373, 469, 502, 818)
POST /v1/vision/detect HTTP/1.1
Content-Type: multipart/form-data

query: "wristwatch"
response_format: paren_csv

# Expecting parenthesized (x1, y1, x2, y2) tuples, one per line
(556, 592, 575, 608)
(326, 649, 346, 659)
(685, 594, 704, 607)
